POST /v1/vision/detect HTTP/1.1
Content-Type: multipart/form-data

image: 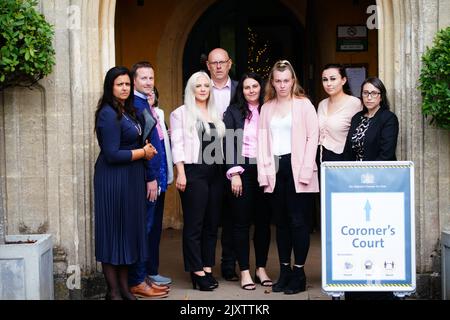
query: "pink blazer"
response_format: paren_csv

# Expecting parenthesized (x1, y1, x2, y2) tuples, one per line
(257, 97, 319, 193)
(170, 105, 201, 164)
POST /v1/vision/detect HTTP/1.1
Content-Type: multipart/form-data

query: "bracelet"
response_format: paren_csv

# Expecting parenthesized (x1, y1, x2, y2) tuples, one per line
(230, 172, 239, 177)
(142, 148, 147, 158)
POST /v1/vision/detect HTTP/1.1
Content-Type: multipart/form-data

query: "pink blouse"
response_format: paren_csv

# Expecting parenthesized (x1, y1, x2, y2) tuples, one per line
(317, 95, 362, 154)
(226, 103, 259, 180)
(242, 103, 259, 158)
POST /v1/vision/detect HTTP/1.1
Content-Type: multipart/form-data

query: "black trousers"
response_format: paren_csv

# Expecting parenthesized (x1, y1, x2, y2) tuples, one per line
(180, 163, 223, 272)
(229, 163, 271, 271)
(269, 154, 313, 266)
(220, 166, 237, 272)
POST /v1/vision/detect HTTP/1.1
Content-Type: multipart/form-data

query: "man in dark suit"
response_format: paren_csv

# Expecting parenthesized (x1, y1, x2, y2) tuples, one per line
(206, 48, 239, 281)
(128, 61, 170, 299)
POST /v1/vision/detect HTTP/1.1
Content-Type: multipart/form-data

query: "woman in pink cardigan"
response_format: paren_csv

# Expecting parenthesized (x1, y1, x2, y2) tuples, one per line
(257, 60, 319, 295)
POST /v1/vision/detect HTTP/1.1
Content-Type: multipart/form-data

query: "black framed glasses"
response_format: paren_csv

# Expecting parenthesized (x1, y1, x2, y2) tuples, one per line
(207, 59, 230, 68)
(362, 90, 381, 98)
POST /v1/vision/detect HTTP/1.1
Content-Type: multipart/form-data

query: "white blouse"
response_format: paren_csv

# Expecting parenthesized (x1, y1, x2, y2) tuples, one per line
(270, 112, 292, 156)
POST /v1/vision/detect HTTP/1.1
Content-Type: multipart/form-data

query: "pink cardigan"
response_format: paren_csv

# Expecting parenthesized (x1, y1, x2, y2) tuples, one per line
(170, 105, 201, 164)
(257, 98, 319, 193)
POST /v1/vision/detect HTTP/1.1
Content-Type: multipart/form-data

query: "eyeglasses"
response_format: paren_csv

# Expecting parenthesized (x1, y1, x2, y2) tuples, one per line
(207, 59, 230, 68)
(362, 90, 381, 98)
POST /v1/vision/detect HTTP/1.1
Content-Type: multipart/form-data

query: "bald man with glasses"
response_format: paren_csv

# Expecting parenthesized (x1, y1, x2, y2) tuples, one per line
(206, 48, 239, 281)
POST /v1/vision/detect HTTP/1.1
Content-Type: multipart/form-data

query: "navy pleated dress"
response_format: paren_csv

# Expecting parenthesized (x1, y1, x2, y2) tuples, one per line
(94, 105, 148, 265)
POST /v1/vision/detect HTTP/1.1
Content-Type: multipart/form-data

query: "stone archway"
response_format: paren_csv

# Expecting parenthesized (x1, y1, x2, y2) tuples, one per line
(101, 0, 449, 297)
(154, 0, 216, 229)
(2, 0, 440, 299)
(153, 0, 309, 228)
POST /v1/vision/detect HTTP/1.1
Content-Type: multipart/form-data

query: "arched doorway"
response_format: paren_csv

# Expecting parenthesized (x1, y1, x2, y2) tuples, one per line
(114, 0, 378, 229)
(183, 0, 306, 86)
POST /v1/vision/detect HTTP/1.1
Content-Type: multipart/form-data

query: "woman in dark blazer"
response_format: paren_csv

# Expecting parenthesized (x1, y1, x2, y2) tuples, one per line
(343, 77, 399, 300)
(343, 77, 399, 162)
(223, 72, 272, 290)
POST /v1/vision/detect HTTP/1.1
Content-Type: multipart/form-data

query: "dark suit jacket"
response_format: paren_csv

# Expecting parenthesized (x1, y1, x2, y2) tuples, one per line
(343, 108, 399, 161)
(230, 79, 238, 103)
(223, 103, 246, 171)
(134, 95, 162, 181)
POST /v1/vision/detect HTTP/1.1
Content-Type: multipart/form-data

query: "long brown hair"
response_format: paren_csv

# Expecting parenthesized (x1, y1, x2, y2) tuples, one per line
(264, 60, 305, 102)
(94, 66, 135, 131)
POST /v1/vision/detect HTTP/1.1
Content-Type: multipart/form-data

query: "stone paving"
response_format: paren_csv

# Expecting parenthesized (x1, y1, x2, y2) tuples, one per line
(155, 228, 330, 301)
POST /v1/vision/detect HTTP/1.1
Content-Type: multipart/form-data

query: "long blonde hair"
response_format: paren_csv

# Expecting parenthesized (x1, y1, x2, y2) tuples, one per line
(264, 59, 306, 102)
(184, 71, 225, 138)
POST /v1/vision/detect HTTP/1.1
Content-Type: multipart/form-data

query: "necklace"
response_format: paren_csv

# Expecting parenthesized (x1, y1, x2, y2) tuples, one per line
(123, 113, 142, 136)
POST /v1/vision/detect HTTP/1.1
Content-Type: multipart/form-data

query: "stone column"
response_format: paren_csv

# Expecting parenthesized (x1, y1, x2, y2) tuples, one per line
(0, 0, 117, 298)
(378, 0, 450, 298)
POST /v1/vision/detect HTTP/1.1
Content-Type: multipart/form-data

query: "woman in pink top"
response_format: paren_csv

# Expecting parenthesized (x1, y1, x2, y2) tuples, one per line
(223, 72, 272, 291)
(257, 60, 319, 295)
(317, 64, 362, 162)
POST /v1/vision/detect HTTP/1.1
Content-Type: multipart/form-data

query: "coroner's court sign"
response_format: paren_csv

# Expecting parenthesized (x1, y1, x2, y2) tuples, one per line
(321, 161, 415, 296)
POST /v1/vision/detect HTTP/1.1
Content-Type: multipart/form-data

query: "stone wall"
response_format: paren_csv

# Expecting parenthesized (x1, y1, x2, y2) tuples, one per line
(0, 0, 116, 299)
(378, 0, 450, 298)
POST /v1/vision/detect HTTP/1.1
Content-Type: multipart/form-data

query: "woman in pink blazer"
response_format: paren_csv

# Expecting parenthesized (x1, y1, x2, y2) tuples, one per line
(170, 71, 225, 291)
(257, 60, 319, 295)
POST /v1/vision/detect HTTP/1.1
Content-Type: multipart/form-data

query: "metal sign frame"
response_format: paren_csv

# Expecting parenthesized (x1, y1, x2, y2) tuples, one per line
(321, 161, 416, 298)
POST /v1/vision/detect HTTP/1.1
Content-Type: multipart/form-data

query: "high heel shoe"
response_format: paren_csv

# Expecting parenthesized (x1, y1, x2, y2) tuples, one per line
(255, 269, 273, 287)
(204, 271, 219, 289)
(190, 272, 215, 291)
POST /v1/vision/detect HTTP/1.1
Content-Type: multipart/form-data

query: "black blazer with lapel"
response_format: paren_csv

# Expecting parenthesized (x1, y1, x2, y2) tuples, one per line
(230, 79, 238, 103)
(343, 108, 399, 161)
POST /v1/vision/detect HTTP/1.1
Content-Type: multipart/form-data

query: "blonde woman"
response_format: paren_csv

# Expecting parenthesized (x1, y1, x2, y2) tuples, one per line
(257, 60, 319, 295)
(170, 71, 225, 291)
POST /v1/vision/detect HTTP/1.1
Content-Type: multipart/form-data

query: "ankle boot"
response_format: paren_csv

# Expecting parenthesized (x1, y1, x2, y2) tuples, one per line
(190, 272, 215, 291)
(284, 266, 306, 294)
(272, 264, 292, 292)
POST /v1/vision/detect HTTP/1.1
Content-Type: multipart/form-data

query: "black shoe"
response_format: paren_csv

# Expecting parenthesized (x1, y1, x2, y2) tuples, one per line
(204, 271, 219, 288)
(254, 270, 273, 287)
(284, 266, 306, 295)
(221, 264, 239, 281)
(190, 272, 216, 291)
(222, 269, 239, 281)
(272, 264, 292, 293)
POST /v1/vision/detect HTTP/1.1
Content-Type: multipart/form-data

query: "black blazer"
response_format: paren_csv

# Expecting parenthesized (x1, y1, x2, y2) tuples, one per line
(230, 79, 238, 103)
(223, 103, 248, 170)
(343, 108, 399, 161)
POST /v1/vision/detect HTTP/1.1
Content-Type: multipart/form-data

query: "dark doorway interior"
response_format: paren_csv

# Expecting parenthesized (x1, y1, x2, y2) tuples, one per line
(183, 0, 306, 86)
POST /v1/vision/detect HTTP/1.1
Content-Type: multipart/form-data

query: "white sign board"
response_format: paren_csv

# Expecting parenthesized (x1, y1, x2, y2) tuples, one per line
(321, 161, 415, 295)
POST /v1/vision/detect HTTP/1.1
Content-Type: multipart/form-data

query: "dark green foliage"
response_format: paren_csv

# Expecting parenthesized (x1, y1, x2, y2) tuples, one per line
(418, 27, 450, 130)
(0, 0, 55, 89)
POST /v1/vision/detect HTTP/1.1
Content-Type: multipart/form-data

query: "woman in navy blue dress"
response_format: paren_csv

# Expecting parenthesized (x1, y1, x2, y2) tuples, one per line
(94, 66, 157, 300)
